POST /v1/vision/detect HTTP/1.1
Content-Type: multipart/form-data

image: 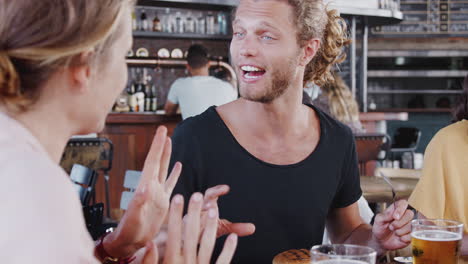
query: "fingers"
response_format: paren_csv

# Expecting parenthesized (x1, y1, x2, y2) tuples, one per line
(392, 200, 409, 220)
(203, 185, 230, 210)
(394, 221, 412, 237)
(183, 193, 204, 263)
(142, 241, 158, 264)
(139, 126, 168, 190)
(158, 137, 172, 183)
(198, 209, 219, 264)
(376, 200, 409, 224)
(165, 162, 182, 194)
(390, 209, 414, 231)
(399, 234, 412, 243)
(215, 234, 238, 264)
(165, 195, 184, 262)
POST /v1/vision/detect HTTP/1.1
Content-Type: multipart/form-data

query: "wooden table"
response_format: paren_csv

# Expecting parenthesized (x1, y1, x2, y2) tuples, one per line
(360, 176, 419, 204)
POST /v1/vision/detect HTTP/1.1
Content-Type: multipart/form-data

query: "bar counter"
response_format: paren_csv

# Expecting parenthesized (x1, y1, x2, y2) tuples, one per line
(360, 112, 409, 133)
(97, 112, 182, 218)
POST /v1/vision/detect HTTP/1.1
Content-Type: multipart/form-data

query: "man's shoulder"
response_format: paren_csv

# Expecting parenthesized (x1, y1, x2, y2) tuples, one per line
(312, 105, 354, 139)
(172, 106, 219, 138)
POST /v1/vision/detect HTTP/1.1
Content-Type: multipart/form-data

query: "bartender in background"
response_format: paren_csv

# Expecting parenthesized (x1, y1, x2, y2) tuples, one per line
(164, 44, 237, 119)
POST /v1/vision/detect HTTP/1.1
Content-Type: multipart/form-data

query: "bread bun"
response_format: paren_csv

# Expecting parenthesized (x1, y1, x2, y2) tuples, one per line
(273, 249, 311, 264)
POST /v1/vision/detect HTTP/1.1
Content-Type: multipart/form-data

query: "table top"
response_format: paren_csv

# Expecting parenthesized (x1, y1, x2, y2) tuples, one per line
(360, 176, 419, 204)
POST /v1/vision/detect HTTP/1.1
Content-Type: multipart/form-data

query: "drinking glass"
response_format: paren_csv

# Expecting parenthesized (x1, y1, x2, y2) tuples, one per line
(311, 244, 377, 264)
(412, 219, 463, 264)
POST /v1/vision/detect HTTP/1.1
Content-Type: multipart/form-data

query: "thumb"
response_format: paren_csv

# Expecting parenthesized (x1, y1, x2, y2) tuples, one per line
(229, 223, 256, 237)
(142, 241, 159, 264)
(392, 199, 409, 220)
(217, 219, 256, 237)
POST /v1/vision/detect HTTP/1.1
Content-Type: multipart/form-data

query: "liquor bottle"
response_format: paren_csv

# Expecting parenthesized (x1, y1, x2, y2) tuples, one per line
(175, 12, 184, 34)
(141, 9, 149, 31)
(127, 83, 137, 112)
(153, 13, 162, 32)
(132, 10, 137, 31)
(151, 85, 158, 112)
(185, 13, 195, 33)
(144, 83, 152, 112)
(217, 12, 227, 35)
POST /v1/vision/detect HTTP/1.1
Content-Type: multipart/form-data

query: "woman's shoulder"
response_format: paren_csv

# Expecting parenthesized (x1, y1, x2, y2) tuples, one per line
(430, 120, 468, 147)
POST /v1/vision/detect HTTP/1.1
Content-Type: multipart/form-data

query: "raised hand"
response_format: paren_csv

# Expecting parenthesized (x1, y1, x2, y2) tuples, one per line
(201, 185, 256, 238)
(372, 199, 414, 250)
(104, 126, 182, 258)
(163, 193, 238, 264)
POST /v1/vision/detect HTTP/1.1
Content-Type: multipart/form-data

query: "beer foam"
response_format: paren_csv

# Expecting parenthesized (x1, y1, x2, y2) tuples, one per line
(412, 230, 462, 241)
(315, 259, 370, 264)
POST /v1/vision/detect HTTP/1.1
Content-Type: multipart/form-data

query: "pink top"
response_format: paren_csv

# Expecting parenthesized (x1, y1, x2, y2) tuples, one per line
(0, 112, 99, 263)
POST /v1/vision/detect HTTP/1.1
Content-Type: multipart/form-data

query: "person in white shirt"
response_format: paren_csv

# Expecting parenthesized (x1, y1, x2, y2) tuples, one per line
(165, 44, 237, 119)
(0, 0, 237, 263)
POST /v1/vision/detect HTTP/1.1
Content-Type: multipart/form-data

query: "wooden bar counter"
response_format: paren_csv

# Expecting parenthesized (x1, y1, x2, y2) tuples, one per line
(97, 112, 182, 219)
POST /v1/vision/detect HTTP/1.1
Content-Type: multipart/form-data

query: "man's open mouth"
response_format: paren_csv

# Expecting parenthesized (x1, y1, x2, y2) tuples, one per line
(241, 65, 266, 79)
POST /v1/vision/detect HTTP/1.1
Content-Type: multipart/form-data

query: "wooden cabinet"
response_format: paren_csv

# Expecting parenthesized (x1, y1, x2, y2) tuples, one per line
(97, 113, 181, 219)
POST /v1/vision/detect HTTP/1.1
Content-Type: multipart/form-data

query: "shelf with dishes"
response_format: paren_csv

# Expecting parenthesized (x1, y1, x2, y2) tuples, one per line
(368, 89, 462, 94)
(133, 31, 231, 40)
(365, 52, 467, 113)
(368, 70, 468, 78)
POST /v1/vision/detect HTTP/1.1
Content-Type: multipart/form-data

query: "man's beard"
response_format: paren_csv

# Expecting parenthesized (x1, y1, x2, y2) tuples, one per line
(239, 58, 297, 104)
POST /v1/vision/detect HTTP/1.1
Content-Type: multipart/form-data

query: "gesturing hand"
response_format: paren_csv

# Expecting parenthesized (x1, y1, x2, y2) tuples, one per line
(104, 126, 182, 258)
(372, 199, 414, 251)
(160, 193, 238, 263)
(201, 185, 256, 238)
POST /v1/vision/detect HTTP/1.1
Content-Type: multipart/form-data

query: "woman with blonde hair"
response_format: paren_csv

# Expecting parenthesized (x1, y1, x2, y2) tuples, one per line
(311, 73, 364, 133)
(0, 0, 236, 263)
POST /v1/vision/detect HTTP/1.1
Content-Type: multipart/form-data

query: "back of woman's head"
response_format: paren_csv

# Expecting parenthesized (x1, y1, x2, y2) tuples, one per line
(0, 0, 135, 112)
(323, 73, 360, 123)
(453, 75, 468, 122)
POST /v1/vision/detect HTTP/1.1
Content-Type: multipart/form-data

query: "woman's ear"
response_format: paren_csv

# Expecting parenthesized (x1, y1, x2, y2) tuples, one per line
(69, 51, 93, 94)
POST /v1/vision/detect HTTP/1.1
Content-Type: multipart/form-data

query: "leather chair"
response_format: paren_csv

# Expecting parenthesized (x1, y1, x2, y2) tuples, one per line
(354, 133, 391, 176)
(60, 137, 114, 217)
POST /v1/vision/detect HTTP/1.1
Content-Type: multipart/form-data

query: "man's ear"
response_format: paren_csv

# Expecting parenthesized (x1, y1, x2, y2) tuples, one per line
(299, 38, 321, 67)
(69, 52, 93, 94)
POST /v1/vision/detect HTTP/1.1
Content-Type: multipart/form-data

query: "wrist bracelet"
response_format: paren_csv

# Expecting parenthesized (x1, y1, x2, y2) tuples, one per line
(95, 232, 136, 264)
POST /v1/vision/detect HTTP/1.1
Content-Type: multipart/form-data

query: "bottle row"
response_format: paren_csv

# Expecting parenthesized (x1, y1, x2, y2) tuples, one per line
(114, 68, 158, 113)
(378, 0, 400, 11)
(133, 6, 229, 35)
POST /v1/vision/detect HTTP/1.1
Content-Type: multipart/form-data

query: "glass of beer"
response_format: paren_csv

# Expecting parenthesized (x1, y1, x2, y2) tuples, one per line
(311, 244, 377, 264)
(411, 219, 464, 264)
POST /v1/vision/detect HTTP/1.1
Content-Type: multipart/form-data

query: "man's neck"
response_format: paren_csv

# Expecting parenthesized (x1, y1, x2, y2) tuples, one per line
(189, 67, 209, 77)
(242, 99, 311, 138)
(229, 84, 315, 140)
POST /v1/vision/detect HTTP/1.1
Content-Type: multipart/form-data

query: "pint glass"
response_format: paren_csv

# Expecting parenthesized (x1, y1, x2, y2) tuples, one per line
(412, 219, 464, 264)
(311, 244, 377, 264)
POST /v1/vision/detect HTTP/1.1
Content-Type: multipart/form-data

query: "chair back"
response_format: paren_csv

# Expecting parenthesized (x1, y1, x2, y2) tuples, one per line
(354, 133, 391, 175)
(60, 137, 113, 174)
(70, 164, 97, 205)
(391, 127, 421, 150)
(120, 170, 142, 210)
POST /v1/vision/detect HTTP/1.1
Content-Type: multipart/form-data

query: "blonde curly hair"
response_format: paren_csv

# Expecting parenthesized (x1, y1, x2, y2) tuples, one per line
(285, 0, 351, 86)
